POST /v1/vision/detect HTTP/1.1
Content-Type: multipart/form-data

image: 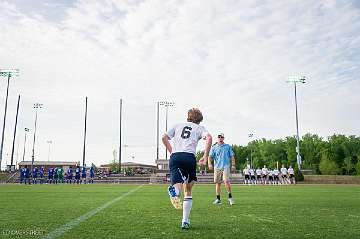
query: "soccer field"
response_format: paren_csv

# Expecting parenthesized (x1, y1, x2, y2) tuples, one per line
(0, 184, 359, 239)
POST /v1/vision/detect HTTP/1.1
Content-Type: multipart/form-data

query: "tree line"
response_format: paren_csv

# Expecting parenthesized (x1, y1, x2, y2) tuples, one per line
(197, 134, 360, 175)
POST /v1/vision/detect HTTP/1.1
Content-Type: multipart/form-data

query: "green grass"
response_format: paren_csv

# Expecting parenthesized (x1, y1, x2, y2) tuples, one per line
(0, 184, 359, 239)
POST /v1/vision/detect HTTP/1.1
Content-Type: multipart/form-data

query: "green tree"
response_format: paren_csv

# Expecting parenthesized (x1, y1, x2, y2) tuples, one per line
(319, 153, 340, 175)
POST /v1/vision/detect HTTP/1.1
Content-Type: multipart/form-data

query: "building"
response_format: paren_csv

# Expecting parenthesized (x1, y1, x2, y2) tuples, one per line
(99, 162, 157, 174)
(155, 159, 169, 171)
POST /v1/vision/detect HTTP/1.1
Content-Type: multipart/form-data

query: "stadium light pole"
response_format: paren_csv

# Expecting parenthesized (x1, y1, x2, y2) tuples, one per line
(159, 101, 175, 160)
(286, 75, 306, 171)
(248, 133, 254, 168)
(82, 97, 88, 167)
(0, 69, 19, 169)
(22, 128, 29, 162)
(118, 99, 122, 173)
(31, 102, 43, 173)
(47, 140, 53, 162)
(156, 102, 159, 162)
(10, 95, 21, 172)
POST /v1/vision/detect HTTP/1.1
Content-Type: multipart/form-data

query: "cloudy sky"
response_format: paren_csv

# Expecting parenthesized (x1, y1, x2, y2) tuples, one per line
(0, 0, 359, 169)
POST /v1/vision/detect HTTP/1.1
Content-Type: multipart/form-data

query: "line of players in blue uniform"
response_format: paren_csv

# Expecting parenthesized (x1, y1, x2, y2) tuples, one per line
(19, 164, 95, 184)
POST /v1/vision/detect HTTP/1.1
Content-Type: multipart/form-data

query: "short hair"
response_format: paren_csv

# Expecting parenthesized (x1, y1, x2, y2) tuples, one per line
(187, 108, 203, 124)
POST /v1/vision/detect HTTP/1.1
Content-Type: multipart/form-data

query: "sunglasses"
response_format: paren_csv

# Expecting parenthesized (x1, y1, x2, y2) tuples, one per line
(218, 136, 224, 138)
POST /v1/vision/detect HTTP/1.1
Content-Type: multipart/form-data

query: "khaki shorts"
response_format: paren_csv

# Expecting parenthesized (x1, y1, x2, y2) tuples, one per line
(214, 167, 230, 183)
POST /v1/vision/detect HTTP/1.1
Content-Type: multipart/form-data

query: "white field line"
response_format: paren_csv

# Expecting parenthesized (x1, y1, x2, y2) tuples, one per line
(42, 185, 144, 239)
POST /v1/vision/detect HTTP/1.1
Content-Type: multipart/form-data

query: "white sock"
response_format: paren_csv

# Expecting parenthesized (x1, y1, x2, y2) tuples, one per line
(182, 197, 192, 223)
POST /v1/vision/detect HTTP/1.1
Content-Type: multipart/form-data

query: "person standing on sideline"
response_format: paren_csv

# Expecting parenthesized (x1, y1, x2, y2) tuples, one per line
(81, 165, 87, 184)
(162, 108, 212, 230)
(262, 165, 269, 185)
(39, 166, 44, 184)
(90, 164, 95, 184)
(208, 133, 236, 205)
(243, 166, 250, 185)
(32, 166, 38, 184)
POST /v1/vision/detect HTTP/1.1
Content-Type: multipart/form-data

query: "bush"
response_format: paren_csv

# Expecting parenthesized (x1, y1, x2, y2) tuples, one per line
(295, 164, 304, 181)
(355, 161, 360, 175)
(319, 158, 340, 175)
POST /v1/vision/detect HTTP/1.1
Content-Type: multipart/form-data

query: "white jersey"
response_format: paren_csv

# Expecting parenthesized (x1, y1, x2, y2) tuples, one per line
(243, 168, 249, 175)
(288, 168, 294, 175)
(256, 169, 262, 176)
(280, 167, 287, 175)
(166, 122, 208, 155)
(249, 169, 255, 176)
(273, 169, 280, 176)
(262, 167, 268, 175)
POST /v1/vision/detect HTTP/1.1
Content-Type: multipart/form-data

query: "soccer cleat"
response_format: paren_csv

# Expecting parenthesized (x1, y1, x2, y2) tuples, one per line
(228, 198, 235, 205)
(181, 221, 190, 230)
(213, 199, 222, 205)
(168, 185, 182, 209)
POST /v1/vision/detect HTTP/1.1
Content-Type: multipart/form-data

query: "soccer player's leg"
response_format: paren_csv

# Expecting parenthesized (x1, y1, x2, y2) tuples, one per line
(181, 158, 197, 230)
(181, 181, 194, 230)
(168, 157, 183, 209)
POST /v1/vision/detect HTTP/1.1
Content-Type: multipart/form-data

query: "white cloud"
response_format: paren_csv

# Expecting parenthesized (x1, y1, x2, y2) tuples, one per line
(0, 0, 359, 169)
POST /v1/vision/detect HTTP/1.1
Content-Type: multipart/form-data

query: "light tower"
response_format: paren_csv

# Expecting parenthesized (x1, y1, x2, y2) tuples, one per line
(0, 69, 19, 169)
(286, 75, 306, 170)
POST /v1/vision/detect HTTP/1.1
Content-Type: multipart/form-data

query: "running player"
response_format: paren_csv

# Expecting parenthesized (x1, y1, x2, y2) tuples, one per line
(162, 108, 212, 230)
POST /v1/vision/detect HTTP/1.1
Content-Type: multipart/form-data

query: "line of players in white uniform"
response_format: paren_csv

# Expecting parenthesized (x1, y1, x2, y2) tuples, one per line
(243, 164, 296, 185)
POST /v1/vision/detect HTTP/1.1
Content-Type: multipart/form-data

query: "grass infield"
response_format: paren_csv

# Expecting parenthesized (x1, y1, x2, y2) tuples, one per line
(0, 184, 359, 239)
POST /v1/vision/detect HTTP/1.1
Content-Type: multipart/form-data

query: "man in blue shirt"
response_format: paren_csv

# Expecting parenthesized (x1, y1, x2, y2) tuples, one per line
(208, 133, 236, 205)
(89, 164, 95, 184)
(32, 167, 38, 184)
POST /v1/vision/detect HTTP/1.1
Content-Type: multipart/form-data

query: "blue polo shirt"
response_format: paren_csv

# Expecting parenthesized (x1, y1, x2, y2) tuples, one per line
(210, 143, 234, 169)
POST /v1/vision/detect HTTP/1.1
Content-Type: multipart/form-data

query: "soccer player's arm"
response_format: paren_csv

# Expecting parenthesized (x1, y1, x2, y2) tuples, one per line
(162, 126, 175, 154)
(205, 135, 213, 170)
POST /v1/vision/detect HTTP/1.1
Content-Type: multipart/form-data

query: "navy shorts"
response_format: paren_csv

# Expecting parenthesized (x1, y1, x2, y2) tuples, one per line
(169, 152, 197, 185)
(75, 175, 80, 180)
